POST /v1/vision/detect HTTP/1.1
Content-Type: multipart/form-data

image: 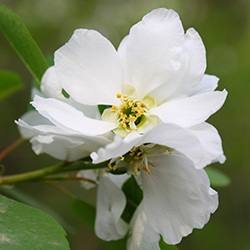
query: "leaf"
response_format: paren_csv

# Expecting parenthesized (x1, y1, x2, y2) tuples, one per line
(0, 70, 22, 100)
(0, 5, 48, 85)
(206, 167, 231, 187)
(0, 195, 69, 250)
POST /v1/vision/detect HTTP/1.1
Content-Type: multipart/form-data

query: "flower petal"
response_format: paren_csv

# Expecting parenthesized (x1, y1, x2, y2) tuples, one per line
(189, 122, 226, 164)
(148, 27, 207, 103)
(41, 66, 102, 119)
(16, 110, 55, 138)
(128, 205, 160, 250)
(41, 66, 65, 100)
(118, 8, 184, 99)
(140, 152, 218, 245)
(91, 123, 221, 168)
(91, 132, 141, 164)
(16, 111, 110, 161)
(95, 175, 128, 241)
(118, 9, 207, 104)
(77, 170, 98, 190)
(193, 74, 219, 94)
(151, 90, 228, 127)
(54, 29, 122, 105)
(30, 134, 89, 161)
(31, 95, 116, 136)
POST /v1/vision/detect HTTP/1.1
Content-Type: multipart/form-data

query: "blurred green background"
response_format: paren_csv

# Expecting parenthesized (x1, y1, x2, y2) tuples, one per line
(0, 0, 250, 249)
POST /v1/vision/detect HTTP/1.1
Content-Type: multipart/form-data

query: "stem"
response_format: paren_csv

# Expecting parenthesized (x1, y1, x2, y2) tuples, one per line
(0, 159, 108, 186)
(0, 162, 66, 185)
(62, 160, 108, 172)
(0, 138, 24, 162)
(43, 175, 97, 185)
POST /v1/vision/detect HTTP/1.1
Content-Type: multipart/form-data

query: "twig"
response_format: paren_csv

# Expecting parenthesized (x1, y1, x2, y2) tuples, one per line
(43, 175, 97, 185)
(0, 162, 66, 185)
(0, 158, 107, 186)
(0, 138, 24, 162)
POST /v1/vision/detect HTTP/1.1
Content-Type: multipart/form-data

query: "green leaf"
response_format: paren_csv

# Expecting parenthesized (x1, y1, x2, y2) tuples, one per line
(0, 195, 69, 250)
(206, 167, 231, 187)
(0, 5, 48, 85)
(0, 70, 22, 100)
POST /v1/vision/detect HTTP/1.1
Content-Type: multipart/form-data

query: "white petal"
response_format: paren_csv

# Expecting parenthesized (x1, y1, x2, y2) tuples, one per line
(184, 28, 206, 82)
(91, 123, 219, 168)
(91, 132, 141, 164)
(41, 66, 101, 119)
(16, 111, 110, 161)
(118, 8, 184, 99)
(95, 175, 128, 241)
(148, 28, 206, 103)
(41, 66, 65, 100)
(194, 74, 219, 94)
(189, 123, 226, 164)
(54, 29, 122, 105)
(118, 9, 206, 104)
(31, 134, 89, 161)
(16, 111, 54, 138)
(107, 173, 130, 188)
(77, 170, 98, 190)
(68, 101, 101, 120)
(139, 124, 213, 169)
(31, 95, 116, 136)
(140, 152, 218, 245)
(151, 90, 228, 127)
(128, 205, 160, 250)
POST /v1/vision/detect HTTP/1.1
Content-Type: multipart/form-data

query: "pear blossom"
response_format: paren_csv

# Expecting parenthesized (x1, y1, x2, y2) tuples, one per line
(16, 7, 227, 248)
(17, 8, 226, 170)
(79, 147, 218, 249)
(128, 149, 218, 248)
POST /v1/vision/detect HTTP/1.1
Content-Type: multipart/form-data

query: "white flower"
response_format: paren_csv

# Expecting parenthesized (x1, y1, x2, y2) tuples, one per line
(17, 8, 226, 168)
(15, 7, 227, 248)
(16, 67, 111, 161)
(82, 147, 218, 248)
(126, 150, 218, 248)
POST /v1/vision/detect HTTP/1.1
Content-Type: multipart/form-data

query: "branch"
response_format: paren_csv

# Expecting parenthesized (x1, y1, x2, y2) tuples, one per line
(0, 137, 24, 162)
(62, 160, 107, 172)
(0, 160, 108, 185)
(0, 162, 66, 185)
(44, 174, 97, 185)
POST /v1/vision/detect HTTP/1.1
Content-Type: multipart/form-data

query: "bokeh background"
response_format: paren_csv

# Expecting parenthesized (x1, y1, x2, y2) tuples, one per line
(0, 0, 250, 249)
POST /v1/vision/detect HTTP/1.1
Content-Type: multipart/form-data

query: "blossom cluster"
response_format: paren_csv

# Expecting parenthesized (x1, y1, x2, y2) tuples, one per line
(17, 8, 227, 249)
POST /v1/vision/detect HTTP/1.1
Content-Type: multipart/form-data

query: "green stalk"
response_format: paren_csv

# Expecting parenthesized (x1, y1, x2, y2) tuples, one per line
(0, 160, 108, 185)
(62, 160, 108, 172)
(0, 162, 66, 185)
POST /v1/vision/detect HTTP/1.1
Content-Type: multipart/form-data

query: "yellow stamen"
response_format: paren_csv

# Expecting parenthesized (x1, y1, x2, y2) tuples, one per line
(112, 92, 148, 131)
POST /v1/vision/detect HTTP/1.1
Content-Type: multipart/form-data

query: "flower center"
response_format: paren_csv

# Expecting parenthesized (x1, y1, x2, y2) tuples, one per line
(126, 147, 151, 174)
(108, 144, 172, 175)
(111, 93, 148, 131)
